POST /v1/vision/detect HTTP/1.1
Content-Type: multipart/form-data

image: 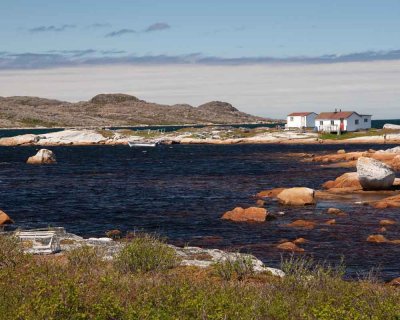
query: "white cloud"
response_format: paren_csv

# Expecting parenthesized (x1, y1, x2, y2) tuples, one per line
(0, 61, 399, 119)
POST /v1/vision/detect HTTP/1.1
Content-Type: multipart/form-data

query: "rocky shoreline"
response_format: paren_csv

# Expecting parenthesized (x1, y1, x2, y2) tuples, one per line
(0, 226, 284, 277)
(1, 127, 400, 146)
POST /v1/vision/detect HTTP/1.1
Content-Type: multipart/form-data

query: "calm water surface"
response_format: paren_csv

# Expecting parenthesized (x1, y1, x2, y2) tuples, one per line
(0, 143, 399, 279)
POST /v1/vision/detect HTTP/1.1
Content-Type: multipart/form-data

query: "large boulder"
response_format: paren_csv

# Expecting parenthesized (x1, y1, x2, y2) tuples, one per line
(372, 194, 400, 209)
(0, 134, 38, 146)
(390, 155, 400, 171)
(222, 207, 268, 222)
(37, 129, 108, 146)
(322, 172, 361, 190)
(256, 188, 285, 199)
(383, 123, 400, 130)
(357, 157, 396, 190)
(0, 210, 13, 225)
(27, 149, 57, 165)
(276, 187, 316, 206)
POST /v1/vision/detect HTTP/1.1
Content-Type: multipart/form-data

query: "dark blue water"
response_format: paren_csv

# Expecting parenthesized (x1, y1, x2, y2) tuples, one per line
(0, 144, 399, 279)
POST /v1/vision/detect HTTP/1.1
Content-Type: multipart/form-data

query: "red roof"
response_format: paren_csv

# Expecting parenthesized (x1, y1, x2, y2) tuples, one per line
(315, 112, 358, 120)
(288, 112, 315, 117)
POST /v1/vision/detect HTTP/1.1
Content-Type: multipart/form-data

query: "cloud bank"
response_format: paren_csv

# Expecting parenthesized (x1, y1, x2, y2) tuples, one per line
(105, 29, 136, 37)
(29, 24, 76, 33)
(1, 50, 400, 70)
(144, 22, 171, 32)
(0, 61, 399, 119)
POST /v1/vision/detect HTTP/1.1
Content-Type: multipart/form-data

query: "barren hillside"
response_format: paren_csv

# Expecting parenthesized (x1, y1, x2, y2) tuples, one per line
(0, 93, 270, 128)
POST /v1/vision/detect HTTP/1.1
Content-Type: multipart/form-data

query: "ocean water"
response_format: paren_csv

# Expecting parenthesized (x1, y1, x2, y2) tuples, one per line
(372, 119, 400, 129)
(0, 143, 399, 279)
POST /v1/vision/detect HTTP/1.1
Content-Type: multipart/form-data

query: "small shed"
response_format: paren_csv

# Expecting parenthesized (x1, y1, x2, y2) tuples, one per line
(286, 112, 318, 129)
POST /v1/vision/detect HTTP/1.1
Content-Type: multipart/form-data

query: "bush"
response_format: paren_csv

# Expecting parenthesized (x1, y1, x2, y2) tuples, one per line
(114, 234, 180, 273)
(0, 235, 30, 270)
(213, 254, 255, 281)
(67, 245, 105, 274)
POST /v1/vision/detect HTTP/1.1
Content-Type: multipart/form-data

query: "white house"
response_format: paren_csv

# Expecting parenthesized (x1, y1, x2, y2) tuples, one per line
(315, 111, 372, 132)
(286, 112, 318, 129)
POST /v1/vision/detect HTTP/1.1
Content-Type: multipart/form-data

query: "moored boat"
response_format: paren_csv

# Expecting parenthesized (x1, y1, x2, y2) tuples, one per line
(128, 141, 158, 147)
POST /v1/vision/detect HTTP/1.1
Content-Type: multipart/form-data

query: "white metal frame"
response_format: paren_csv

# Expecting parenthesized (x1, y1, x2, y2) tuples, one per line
(15, 230, 61, 254)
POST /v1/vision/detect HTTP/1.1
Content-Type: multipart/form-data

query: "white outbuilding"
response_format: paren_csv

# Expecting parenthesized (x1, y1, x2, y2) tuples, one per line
(315, 111, 372, 133)
(286, 112, 318, 129)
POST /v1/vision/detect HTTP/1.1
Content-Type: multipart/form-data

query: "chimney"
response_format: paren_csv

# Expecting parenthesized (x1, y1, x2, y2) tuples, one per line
(334, 108, 337, 113)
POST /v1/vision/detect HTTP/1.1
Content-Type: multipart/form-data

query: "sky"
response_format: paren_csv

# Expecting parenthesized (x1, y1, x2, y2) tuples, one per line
(1, 0, 400, 118)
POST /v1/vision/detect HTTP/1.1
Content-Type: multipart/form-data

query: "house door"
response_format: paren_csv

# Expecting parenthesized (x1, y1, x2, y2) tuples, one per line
(340, 118, 345, 131)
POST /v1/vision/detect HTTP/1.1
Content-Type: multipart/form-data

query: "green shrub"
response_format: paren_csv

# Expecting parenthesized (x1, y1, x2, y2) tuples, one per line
(0, 235, 30, 270)
(213, 254, 255, 281)
(67, 245, 105, 274)
(114, 234, 180, 273)
(126, 275, 263, 319)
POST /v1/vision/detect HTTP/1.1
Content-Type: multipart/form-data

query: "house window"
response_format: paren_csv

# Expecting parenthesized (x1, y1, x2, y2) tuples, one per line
(330, 120, 334, 125)
(364, 118, 368, 123)
(320, 121, 323, 125)
(355, 119, 359, 125)
(290, 117, 294, 121)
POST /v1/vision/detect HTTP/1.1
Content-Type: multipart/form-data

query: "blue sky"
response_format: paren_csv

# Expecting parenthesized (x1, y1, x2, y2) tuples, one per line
(1, 0, 400, 65)
(1, 0, 400, 118)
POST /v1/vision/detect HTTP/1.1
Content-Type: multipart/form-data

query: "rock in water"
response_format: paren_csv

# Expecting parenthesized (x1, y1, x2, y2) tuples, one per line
(276, 187, 316, 206)
(27, 149, 57, 165)
(322, 172, 361, 190)
(221, 207, 268, 222)
(383, 123, 400, 130)
(277, 241, 304, 252)
(357, 157, 395, 190)
(0, 210, 13, 225)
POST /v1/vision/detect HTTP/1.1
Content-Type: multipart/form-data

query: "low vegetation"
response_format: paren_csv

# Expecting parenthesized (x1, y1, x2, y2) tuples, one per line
(114, 233, 180, 273)
(0, 234, 399, 319)
(319, 128, 400, 140)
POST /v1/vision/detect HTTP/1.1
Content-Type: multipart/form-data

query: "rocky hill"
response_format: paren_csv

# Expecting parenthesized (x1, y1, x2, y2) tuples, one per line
(0, 94, 270, 128)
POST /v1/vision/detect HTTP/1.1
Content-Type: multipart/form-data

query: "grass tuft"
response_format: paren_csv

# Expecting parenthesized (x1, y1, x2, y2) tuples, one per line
(114, 233, 180, 273)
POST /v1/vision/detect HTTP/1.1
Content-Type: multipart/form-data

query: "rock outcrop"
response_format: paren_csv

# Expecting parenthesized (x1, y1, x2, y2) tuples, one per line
(383, 123, 400, 130)
(285, 220, 316, 229)
(327, 208, 346, 216)
(256, 188, 285, 198)
(357, 157, 396, 190)
(0, 134, 38, 146)
(372, 194, 400, 209)
(0, 94, 269, 127)
(37, 129, 109, 146)
(367, 234, 389, 243)
(90, 93, 139, 104)
(276, 187, 316, 206)
(0, 210, 13, 225)
(379, 219, 396, 226)
(367, 234, 400, 244)
(322, 172, 362, 190)
(277, 241, 304, 252)
(390, 155, 400, 171)
(22, 227, 285, 277)
(388, 277, 400, 286)
(221, 207, 268, 222)
(27, 149, 57, 164)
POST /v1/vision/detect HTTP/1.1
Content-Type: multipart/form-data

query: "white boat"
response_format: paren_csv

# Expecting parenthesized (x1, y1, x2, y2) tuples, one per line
(128, 141, 158, 147)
